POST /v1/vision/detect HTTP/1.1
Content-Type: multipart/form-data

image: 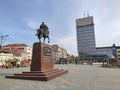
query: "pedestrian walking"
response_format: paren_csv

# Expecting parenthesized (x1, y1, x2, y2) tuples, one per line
(13, 62, 16, 69)
(2, 63, 5, 69)
(75, 59, 78, 65)
(91, 62, 92, 67)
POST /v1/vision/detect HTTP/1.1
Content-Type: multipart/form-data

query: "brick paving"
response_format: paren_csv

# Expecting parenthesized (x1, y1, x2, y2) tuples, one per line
(0, 64, 120, 90)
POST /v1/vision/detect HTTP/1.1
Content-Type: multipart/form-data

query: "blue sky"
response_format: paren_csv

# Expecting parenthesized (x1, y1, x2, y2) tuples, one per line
(0, 0, 120, 56)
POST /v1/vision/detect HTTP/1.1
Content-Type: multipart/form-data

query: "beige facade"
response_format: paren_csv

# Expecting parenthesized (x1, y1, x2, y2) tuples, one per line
(117, 47, 120, 59)
(76, 16, 94, 27)
(58, 47, 67, 58)
(52, 45, 68, 63)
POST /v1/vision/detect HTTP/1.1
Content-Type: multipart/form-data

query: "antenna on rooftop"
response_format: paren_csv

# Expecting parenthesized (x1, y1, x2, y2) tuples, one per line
(87, 10, 89, 17)
(0, 34, 9, 52)
(84, 10, 85, 17)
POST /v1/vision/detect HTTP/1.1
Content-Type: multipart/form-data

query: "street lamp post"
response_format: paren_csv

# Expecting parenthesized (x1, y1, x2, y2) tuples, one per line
(0, 34, 9, 53)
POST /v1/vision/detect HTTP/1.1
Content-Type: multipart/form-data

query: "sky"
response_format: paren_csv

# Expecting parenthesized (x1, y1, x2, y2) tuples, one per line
(0, 0, 120, 56)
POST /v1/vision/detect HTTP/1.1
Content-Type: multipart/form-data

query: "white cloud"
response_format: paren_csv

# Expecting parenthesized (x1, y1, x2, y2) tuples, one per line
(22, 18, 39, 29)
(113, 20, 120, 29)
(56, 35, 78, 56)
(27, 21, 38, 29)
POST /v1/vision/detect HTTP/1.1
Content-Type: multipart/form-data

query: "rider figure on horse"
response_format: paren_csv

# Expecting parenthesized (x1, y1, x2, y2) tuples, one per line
(36, 22, 50, 43)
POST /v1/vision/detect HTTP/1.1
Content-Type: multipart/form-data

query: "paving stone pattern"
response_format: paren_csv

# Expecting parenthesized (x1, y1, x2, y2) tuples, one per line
(0, 64, 120, 90)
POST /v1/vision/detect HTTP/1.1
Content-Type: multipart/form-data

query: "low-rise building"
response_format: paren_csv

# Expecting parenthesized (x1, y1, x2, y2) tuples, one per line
(96, 47, 113, 58)
(2, 44, 32, 61)
(52, 45, 59, 63)
(116, 47, 120, 59)
(52, 44, 68, 63)
(0, 53, 21, 65)
(96, 45, 120, 59)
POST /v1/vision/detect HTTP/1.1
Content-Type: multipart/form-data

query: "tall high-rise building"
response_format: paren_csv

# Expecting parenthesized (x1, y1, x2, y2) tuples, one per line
(76, 16, 96, 57)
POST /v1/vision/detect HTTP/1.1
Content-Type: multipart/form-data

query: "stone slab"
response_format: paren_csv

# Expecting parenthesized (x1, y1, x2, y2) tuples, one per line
(6, 69, 68, 81)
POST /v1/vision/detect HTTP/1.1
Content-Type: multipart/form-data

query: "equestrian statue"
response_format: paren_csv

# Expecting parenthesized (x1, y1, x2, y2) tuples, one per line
(36, 22, 50, 43)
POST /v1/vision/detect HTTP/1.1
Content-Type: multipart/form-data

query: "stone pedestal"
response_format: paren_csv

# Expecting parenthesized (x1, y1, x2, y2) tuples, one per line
(31, 43, 53, 71)
(6, 42, 68, 81)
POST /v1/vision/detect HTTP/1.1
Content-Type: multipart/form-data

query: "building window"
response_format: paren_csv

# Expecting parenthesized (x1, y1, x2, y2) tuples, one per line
(117, 51, 120, 53)
(28, 48, 31, 51)
(18, 48, 24, 50)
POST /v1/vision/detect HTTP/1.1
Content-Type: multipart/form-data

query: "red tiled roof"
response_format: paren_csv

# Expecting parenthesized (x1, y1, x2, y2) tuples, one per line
(3, 44, 27, 47)
(1, 48, 22, 56)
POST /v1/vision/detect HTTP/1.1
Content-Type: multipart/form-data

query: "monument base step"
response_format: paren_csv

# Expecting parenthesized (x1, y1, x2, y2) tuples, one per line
(5, 69, 68, 81)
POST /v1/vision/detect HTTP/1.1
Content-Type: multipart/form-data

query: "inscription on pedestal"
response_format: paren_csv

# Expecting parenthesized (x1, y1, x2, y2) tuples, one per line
(43, 57, 52, 64)
(43, 47, 52, 64)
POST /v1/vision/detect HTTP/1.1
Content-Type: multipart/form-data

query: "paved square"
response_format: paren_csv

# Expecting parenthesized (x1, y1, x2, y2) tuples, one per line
(0, 64, 120, 90)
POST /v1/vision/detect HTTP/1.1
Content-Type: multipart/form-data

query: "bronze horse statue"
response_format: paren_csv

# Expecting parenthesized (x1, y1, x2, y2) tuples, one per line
(36, 22, 50, 43)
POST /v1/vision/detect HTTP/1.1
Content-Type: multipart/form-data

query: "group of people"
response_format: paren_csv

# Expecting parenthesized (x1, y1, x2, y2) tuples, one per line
(11, 62, 17, 68)
(1, 61, 19, 69)
(75, 59, 93, 66)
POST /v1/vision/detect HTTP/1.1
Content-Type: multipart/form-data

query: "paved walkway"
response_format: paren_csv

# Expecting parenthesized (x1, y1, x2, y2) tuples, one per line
(0, 64, 120, 90)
